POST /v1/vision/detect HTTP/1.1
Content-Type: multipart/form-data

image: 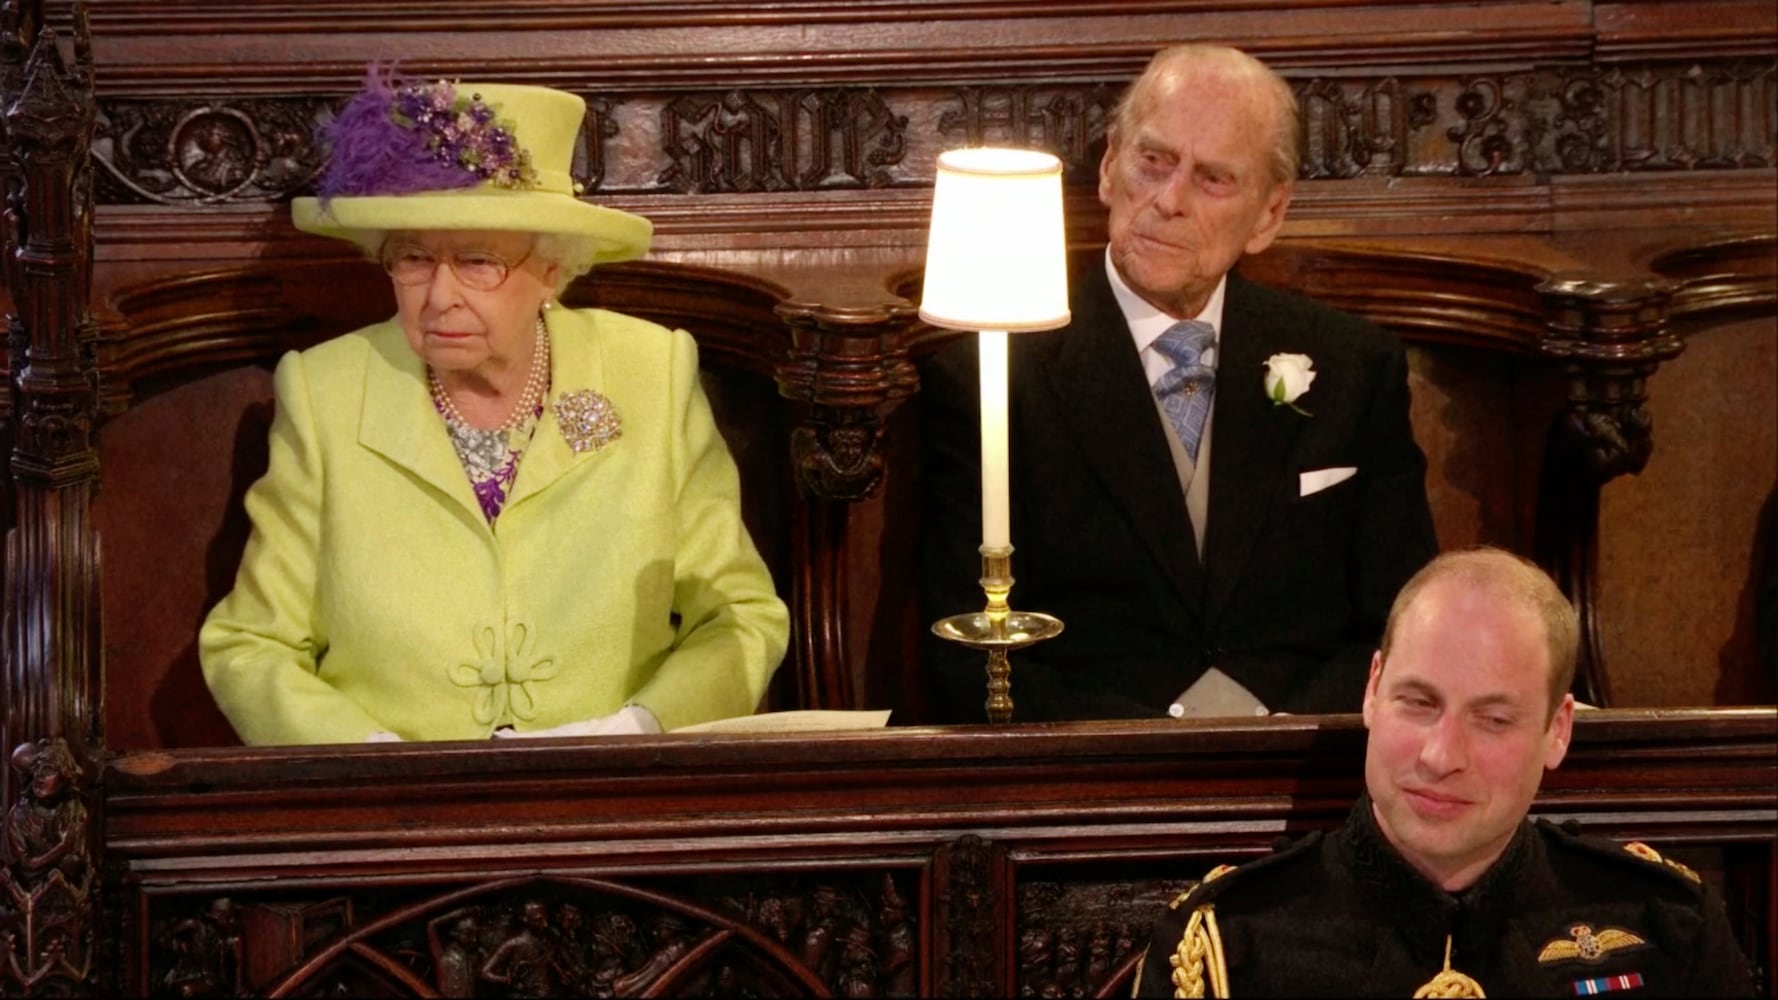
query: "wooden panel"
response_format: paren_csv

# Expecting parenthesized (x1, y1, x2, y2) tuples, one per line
(99, 710, 1778, 998)
(4, 4, 1777, 993)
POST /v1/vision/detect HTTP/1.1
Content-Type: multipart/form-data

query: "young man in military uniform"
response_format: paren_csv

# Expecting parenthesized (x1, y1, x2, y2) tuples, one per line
(1134, 546, 1758, 997)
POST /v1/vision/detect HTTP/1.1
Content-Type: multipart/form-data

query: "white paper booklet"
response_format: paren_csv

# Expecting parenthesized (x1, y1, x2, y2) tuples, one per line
(671, 709, 893, 734)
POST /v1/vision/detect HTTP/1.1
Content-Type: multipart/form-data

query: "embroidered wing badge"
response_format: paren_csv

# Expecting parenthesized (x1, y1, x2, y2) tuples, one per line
(1537, 923, 1649, 964)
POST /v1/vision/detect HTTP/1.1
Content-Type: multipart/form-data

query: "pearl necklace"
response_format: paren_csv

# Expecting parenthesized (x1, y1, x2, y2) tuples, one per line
(428, 318, 550, 432)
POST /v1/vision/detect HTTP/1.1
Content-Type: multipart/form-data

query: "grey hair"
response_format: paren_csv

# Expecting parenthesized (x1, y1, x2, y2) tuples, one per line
(1108, 44, 1301, 187)
(531, 232, 600, 295)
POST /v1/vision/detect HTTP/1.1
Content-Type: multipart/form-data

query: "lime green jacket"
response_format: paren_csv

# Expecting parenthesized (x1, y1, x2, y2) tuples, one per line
(199, 308, 789, 744)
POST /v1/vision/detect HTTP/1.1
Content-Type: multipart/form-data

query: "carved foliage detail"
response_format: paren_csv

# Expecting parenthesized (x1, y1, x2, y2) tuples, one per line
(93, 98, 332, 204)
(944, 62, 1773, 180)
(1446, 61, 1776, 176)
(939, 834, 996, 998)
(80, 61, 1774, 205)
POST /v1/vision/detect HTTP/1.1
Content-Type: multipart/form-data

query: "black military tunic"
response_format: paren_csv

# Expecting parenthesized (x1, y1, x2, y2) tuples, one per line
(1134, 797, 1757, 997)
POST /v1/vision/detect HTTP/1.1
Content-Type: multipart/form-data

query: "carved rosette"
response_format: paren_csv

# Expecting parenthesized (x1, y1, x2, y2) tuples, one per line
(93, 98, 332, 204)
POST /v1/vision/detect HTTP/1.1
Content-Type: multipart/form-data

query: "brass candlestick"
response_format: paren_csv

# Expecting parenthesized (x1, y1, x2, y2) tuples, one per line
(931, 545, 1064, 723)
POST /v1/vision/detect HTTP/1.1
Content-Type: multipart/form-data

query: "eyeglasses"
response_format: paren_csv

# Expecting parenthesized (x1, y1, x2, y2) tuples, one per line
(379, 242, 534, 291)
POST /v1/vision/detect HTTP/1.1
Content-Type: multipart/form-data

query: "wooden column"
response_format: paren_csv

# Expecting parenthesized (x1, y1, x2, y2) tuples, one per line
(1, 1, 104, 995)
(774, 298, 918, 711)
(1536, 275, 1684, 708)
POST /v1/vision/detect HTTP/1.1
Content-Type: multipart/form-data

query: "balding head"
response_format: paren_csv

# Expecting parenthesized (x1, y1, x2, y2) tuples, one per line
(1380, 547, 1579, 720)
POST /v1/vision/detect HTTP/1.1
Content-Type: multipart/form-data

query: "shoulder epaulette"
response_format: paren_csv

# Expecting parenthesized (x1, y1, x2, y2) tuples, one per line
(1535, 820, 1703, 890)
(1166, 832, 1323, 999)
(1171, 830, 1323, 911)
(1622, 840, 1703, 885)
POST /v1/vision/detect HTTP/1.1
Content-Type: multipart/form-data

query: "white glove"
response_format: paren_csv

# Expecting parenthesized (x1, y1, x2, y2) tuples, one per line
(364, 731, 404, 743)
(491, 705, 663, 739)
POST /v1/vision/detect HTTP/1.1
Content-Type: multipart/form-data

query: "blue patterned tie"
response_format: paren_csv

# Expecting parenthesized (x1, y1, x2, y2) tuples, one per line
(1151, 320, 1218, 463)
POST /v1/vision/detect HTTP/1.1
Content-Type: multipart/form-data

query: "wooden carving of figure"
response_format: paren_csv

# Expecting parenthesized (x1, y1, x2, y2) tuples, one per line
(1051, 925, 1081, 997)
(1112, 921, 1137, 970)
(837, 923, 879, 999)
(1084, 924, 1112, 988)
(480, 899, 559, 998)
(159, 898, 243, 998)
(1017, 926, 1053, 999)
(611, 912, 694, 996)
(877, 876, 917, 999)
(587, 910, 641, 997)
(4, 740, 88, 887)
(549, 901, 594, 993)
(800, 885, 848, 983)
(426, 908, 481, 998)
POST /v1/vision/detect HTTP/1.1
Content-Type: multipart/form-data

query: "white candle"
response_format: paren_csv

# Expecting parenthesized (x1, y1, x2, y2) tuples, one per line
(979, 328, 1011, 550)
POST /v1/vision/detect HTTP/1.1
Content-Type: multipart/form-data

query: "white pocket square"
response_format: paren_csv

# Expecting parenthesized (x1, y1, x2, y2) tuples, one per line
(1299, 466, 1357, 497)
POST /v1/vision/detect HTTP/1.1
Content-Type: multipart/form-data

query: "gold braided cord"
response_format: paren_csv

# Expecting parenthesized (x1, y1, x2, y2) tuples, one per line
(1170, 905, 1229, 999)
(1413, 935, 1486, 999)
(1163, 864, 1239, 998)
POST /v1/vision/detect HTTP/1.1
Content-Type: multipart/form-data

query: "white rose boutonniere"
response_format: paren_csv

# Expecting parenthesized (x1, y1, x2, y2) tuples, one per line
(1262, 353, 1315, 416)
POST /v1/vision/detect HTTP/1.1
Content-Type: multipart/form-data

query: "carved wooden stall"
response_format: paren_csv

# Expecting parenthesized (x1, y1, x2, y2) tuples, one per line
(1, 0, 1775, 995)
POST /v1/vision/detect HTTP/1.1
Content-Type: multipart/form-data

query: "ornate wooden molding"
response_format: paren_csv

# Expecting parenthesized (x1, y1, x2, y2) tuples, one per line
(774, 299, 918, 503)
(97, 711, 1778, 998)
(136, 874, 926, 998)
(89, 60, 1776, 206)
(0, 0, 102, 991)
(1535, 274, 1685, 708)
(936, 833, 997, 999)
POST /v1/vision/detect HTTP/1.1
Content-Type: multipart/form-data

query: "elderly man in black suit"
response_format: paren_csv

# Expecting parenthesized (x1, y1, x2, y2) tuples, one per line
(919, 44, 1438, 722)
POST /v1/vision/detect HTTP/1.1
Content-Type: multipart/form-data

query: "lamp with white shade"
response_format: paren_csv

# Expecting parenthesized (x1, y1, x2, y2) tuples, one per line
(919, 147, 1070, 724)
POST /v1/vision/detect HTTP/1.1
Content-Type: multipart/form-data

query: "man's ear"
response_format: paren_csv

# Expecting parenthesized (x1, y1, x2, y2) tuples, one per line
(1544, 693, 1576, 770)
(1242, 179, 1293, 256)
(1361, 651, 1383, 728)
(1097, 136, 1119, 209)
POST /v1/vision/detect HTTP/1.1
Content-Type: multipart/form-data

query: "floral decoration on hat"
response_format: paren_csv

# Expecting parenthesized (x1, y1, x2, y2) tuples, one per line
(317, 63, 538, 201)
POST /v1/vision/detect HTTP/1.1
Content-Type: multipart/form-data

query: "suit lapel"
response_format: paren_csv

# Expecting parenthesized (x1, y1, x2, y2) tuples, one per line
(506, 307, 614, 510)
(1040, 262, 1205, 613)
(355, 321, 487, 525)
(1204, 272, 1303, 619)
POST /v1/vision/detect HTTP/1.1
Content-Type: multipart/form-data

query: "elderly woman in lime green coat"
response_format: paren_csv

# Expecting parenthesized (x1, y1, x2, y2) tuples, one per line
(199, 68, 787, 744)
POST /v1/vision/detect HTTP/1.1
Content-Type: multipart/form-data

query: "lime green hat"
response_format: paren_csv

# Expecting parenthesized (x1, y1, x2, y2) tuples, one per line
(291, 66, 651, 265)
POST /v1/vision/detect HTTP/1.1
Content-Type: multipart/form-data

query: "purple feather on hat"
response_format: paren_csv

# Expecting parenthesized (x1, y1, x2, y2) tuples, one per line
(314, 62, 534, 201)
